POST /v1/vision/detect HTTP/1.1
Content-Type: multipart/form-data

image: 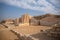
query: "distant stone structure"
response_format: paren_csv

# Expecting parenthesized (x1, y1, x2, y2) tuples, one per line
(4, 13, 60, 26)
(15, 18, 20, 24)
(30, 18, 40, 26)
(19, 13, 32, 26)
(21, 14, 31, 23)
(5, 19, 14, 24)
(19, 13, 40, 26)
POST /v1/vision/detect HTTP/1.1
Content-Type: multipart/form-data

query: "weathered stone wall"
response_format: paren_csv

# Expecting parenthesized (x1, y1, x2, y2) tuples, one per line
(21, 14, 31, 23)
(19, 14, 32, 26)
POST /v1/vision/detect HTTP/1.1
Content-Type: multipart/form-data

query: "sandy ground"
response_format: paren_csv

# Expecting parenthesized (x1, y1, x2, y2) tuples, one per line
(0, 30, 19, 40)
(0, 24, 6, 29)
(12, 26, 51, 35)
(0, 24, 51, 35)
(0, 24, 52, 40)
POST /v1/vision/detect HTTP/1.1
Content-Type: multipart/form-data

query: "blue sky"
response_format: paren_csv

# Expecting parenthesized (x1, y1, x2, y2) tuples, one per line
(0, 0, 60, 21)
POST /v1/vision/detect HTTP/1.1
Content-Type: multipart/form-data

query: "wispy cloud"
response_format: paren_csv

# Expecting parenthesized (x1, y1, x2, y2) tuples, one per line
(0, 0, 60, 14)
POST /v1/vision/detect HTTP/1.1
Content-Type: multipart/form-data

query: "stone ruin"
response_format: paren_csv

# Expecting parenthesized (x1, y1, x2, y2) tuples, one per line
(19, 13, 32, 26)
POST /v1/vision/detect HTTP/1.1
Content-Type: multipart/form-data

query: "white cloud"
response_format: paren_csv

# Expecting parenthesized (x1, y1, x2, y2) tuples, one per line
(49, 0, 60, 4)
(0, 0, 60, 14)
(36, 0, 58, 13)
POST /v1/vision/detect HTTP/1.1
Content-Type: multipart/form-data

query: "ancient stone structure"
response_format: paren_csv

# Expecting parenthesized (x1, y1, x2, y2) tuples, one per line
(19, 13, 32, 26)
(15, 18, 20, 24)
(21, 14, 31, 23)
(5, 19, 14, 24)
(30, 18, 40, 26)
